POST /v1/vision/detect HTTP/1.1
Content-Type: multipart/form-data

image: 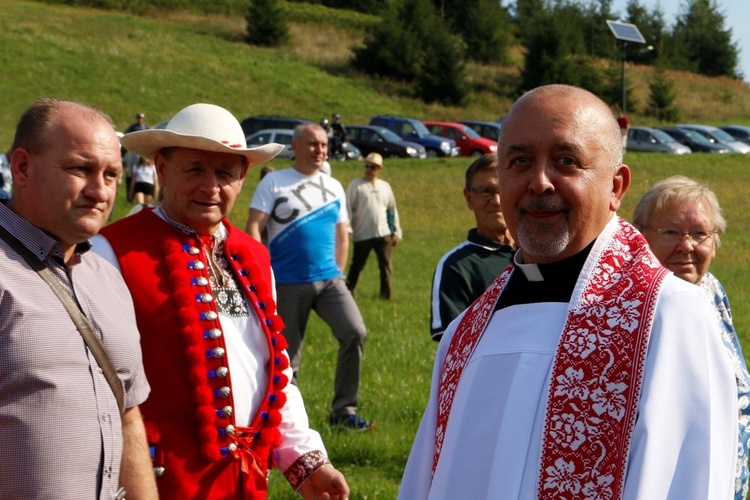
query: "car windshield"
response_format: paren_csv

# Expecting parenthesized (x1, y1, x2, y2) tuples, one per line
(650, 129, 677, 143)
(706, 128, 737, 142)
(411, 120, 431, 137)
(377, 128, 403, 142)
(459, 125, 482, 139)
(679, 129, 713, 145)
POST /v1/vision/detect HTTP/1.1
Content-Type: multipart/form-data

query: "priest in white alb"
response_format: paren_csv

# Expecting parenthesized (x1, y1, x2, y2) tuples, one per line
(399, 84, 738, 500)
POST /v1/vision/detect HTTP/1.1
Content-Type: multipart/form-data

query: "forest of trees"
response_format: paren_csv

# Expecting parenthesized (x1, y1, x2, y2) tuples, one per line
(48, 0, 741, 109)
(268, 0, 740, 107)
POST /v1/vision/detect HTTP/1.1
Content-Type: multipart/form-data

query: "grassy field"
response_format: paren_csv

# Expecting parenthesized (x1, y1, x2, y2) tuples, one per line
(4, 1, 750, 497)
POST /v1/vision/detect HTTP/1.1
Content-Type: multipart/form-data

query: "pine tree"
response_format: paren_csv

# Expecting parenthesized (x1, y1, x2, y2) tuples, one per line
(518, 3, 602, 96)
(647, 69, 680, 122)
(670, 0, 739, 78)
(353, 0, 468, 104)
(623, 0, 664, 65)
(245, 0, 289, 47)
(417, 29, 468, 105)
(352, 0, 433, 80)
(514, 0, 547, 46)
(580, 0, 617, 59)
(434, 0, 513, 64)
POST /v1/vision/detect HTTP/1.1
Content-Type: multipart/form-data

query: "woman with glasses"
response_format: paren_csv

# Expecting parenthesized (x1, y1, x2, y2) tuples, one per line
(633, 175, 750, 500)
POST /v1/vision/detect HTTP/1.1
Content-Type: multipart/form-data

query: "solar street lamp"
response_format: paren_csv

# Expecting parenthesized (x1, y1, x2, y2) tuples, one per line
(606, 20, 647, 115)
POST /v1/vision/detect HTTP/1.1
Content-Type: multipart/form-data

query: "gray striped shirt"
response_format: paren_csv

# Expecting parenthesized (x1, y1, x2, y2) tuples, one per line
(0, 202, 149, 499)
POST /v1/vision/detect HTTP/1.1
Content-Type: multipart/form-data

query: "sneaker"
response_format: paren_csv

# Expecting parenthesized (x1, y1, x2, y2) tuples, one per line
(328, 412, 375, 432)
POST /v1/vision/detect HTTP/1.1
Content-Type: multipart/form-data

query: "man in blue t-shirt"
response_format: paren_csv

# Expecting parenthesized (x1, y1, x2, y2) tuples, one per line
(247, 124, 373, 431)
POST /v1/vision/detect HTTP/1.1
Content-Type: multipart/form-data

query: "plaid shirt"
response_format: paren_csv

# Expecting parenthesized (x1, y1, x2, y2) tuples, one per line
(0, 202, 149, 499)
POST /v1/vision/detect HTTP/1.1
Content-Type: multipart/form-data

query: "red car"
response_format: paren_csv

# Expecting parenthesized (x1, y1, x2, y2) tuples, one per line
(424, 121, 498, 157)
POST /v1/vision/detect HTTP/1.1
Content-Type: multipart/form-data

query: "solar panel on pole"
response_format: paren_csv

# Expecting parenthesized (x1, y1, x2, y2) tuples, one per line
(606, 20, 646, 44)
(606, 20, 647, 116)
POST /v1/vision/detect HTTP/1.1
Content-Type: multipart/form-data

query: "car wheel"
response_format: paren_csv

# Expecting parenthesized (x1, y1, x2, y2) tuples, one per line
(471, 150, 483, 157)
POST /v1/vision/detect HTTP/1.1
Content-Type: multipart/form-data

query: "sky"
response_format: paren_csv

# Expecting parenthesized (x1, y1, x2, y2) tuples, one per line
(610, 0, 750, 81)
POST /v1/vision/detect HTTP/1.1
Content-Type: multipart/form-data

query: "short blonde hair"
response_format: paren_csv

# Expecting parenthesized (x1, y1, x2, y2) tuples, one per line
(633, 175, 726, 246)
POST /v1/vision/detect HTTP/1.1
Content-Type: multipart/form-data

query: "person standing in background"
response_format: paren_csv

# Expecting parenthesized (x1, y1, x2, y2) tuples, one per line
(633, 175, 750, 500)
(125, 112, 148, 133)
(128, 156, 159, 206)
(429, 154, 514, 342)
(346, 152, 402, 300)
(0, 147, 11, 200)
(247, 123, 373, 431)
(616, 106, 630, 153)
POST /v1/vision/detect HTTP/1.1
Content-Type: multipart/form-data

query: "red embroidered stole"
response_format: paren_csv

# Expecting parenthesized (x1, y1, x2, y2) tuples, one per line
(432, 218, 668, 500)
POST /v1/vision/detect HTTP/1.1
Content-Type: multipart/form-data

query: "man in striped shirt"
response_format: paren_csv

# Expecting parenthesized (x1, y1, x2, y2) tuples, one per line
(0, 98, 155, 499)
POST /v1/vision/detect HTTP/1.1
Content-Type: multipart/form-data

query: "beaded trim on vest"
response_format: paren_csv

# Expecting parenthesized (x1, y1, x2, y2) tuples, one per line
(432, 218, 668, 500)
(161, 233, 289, 480)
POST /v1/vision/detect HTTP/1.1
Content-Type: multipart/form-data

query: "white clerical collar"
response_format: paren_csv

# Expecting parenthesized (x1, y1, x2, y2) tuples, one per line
(513, 252, 545, 282)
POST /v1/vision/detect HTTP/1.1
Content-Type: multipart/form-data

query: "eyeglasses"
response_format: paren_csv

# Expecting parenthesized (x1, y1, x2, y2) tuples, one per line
(470, 187, 501, 201)
(647, 227, 716, 246)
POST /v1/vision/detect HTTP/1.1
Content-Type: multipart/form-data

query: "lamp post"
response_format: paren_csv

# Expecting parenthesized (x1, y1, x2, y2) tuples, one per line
(620, 41, 627, 114)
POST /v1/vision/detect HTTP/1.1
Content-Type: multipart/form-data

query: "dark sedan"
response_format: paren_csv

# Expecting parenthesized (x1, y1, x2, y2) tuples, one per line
(720, 125, 750, 146)
(657, 127, 730, 153)
(458, 120, 502, 141)
(347, 125, 427, 159)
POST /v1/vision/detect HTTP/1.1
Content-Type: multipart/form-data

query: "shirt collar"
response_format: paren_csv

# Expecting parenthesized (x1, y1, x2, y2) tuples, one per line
(466, 228, 514, 253)
(0, 200, 89, 263)
(513, 240, 595, 284)
(155, 205, 227, 242)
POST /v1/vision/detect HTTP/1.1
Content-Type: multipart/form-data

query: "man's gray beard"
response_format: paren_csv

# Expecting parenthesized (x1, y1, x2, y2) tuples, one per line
(516, 219, 570, 260)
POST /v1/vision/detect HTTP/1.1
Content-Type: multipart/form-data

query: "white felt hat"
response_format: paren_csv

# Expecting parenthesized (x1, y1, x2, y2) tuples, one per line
(120, 103, 284, 167)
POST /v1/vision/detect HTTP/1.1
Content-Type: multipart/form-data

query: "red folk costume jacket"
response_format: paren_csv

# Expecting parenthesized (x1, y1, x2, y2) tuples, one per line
(101, 208, 289, 499)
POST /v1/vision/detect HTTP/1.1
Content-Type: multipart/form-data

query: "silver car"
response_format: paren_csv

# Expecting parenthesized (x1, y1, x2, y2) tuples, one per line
(627, 127, 691, 154)
(245, 129, 294, 159)
(677, 124, 750, 154)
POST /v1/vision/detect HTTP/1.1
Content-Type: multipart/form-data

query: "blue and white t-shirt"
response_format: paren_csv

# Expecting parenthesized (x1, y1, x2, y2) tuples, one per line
(250, 168, 348, 284)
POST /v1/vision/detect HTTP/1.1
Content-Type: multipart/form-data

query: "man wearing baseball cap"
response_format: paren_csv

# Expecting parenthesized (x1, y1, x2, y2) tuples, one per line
(345, 152, 402, 300)
(125, 112, 148, 134)
(92, 104, 349, 499)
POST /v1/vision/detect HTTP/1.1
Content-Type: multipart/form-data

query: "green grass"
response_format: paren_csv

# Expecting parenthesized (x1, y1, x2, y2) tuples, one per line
(5, 1, 750, 497)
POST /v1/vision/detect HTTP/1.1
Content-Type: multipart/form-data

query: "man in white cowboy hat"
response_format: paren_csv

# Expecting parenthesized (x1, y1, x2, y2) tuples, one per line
(92, 104, 350, 499)
(246, 123, 373, 431)
(345, 152, 402, 300)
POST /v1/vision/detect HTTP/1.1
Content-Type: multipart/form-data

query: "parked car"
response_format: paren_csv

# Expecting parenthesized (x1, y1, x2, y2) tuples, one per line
(245, 129, 295, 158)
(719, 125, 750, 146)
(677, 124, 750, 153)
(240, 115, 311, 137)
(369, 115, 460, 157)
(424, 121, 497, 157)
(627, 127, 691, 154)
(657, 127, 730, 153)
(458, 120, 502, 141)
(329, 141, 362, 162)
(346, 125, 427, 159)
